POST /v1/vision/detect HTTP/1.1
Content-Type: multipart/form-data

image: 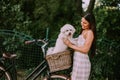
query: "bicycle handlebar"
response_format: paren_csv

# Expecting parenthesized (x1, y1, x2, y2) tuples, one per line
(25, 39, 49, 57)
(25, 39, 48, 44)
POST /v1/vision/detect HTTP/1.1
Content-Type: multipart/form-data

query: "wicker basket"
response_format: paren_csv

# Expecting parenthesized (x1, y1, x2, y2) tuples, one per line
(46, 50, 72, 72)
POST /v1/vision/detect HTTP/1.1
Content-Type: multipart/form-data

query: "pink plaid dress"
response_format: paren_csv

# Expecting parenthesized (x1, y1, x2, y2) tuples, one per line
(71, 35, 91, 80)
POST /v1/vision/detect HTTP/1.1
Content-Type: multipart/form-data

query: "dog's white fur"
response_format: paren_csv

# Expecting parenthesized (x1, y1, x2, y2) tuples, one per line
(47, 24, 76, 55)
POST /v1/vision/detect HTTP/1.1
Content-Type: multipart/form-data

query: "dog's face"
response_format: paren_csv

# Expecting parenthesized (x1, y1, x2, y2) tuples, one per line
(60, 24, 76, 37)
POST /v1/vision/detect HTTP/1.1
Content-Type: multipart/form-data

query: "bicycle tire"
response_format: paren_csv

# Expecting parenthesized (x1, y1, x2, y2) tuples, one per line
(0, 65, 12, 80)
(44, 74, 70, 80)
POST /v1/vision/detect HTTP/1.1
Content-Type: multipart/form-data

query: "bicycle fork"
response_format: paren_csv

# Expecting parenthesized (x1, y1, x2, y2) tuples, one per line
(25, 60, 47, 80)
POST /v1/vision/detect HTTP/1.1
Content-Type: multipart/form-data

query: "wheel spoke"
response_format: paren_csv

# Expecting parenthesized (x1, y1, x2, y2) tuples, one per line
(0, 66, 12, 80)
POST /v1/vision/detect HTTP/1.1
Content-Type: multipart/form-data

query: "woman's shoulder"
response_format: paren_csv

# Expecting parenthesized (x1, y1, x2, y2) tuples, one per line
(86, 30, 94, 39)
(82, 29, 93, 35)
(87, 30, 93, 34)
(86, 29, 92, 32)
(83, 30, 93, 39)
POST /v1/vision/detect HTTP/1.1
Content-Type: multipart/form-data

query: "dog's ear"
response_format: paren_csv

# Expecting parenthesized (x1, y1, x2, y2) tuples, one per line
(73, 27, 76, 33)
(69, 25, 76, 33)
(60, 26, 65, 33)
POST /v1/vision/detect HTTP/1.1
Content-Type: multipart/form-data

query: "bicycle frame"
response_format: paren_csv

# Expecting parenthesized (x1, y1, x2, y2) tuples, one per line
(0, 56, 17, 80)
(0, 38, 51, 80)
(0, 38, 71, 80)
(25, 60, 47, 80)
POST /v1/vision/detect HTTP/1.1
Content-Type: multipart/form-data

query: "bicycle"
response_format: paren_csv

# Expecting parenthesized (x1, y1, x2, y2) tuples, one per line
(0, 38, 72, 80)
(0, 53, 17, 80)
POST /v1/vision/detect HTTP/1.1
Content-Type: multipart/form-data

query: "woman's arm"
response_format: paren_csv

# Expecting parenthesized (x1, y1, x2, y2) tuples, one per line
(63, 30, 94, 54)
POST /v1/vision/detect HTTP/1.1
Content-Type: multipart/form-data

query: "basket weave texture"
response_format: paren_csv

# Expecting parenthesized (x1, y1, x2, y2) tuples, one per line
(46, 50, 72, 72)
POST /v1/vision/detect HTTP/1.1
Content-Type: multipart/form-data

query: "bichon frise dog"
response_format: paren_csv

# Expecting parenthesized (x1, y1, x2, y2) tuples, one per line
(47, 24, 76, 55)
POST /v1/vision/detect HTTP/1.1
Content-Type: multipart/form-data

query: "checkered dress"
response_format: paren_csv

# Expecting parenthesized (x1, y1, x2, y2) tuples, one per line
(71, 35, 91, 80)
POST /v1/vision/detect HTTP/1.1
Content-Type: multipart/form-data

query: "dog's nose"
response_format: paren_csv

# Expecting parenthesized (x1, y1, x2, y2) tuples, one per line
(68, 33, 71, 36)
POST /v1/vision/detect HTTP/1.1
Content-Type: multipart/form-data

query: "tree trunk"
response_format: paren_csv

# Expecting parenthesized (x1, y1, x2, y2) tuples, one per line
(86, 0, 96, 13)
(75, 0, 96, 16)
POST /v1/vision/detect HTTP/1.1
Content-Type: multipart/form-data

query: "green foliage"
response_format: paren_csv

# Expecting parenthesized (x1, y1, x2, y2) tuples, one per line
(94, 2, 120, 41)
(1, 35, 24, 55)
(0, 0, 81, 39)
(100, 0, 120, 7)
(89, 39, 119, 80)
(31, 0, 77, 39)
(90, 0, 120, 79)
(0, 0, 32, 35)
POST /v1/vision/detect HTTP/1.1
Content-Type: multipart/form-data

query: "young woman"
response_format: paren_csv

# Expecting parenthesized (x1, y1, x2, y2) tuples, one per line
(63, 13, 96, 80)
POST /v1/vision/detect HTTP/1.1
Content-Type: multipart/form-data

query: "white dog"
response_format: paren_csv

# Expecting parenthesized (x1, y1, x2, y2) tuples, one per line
(47, 24, 76, 55)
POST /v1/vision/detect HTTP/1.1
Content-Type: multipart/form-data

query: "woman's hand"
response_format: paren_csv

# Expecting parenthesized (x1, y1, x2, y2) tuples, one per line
(63, 38, 72, 47)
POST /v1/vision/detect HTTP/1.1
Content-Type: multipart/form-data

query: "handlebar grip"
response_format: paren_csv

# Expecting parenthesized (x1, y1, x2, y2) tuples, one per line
(25, 39, 48, 44)
(25, 40, 34, 44)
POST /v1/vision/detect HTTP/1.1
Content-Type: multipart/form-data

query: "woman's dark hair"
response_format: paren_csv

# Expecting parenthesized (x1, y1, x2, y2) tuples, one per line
(81, 13, 97, 57)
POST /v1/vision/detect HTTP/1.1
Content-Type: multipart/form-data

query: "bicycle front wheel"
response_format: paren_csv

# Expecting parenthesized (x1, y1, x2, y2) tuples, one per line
(44, 74, 70, 80)
(0, 65, 12, 80)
